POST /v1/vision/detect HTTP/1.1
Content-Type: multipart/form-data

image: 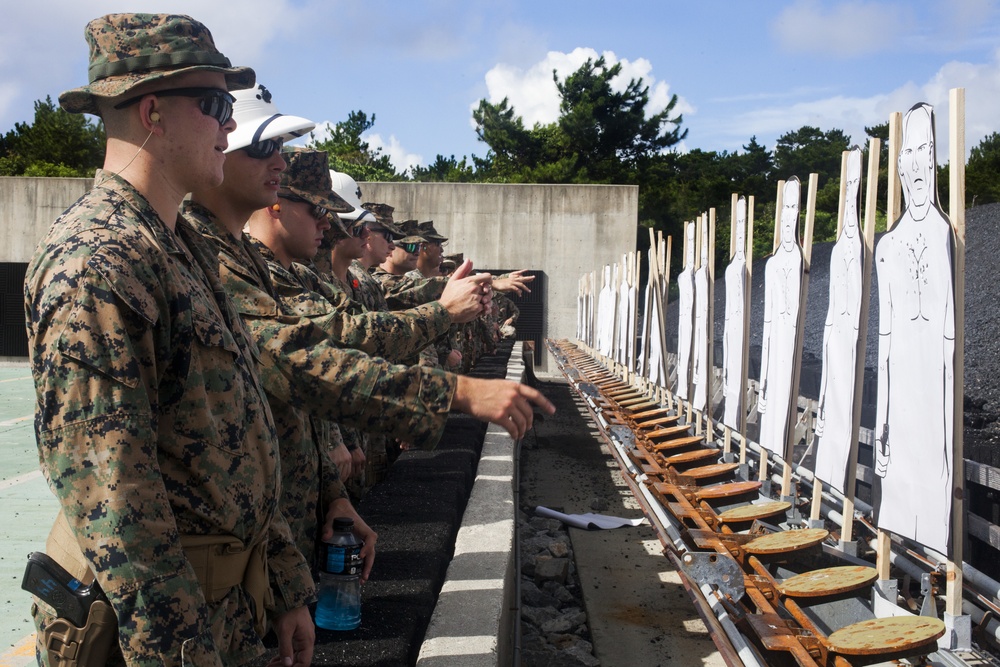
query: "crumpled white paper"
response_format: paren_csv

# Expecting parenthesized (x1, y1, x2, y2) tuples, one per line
(535, 506, 648, 530)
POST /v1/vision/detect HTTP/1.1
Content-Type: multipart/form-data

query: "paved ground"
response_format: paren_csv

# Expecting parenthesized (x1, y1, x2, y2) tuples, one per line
(523, 371, 726, 666)
(0, 363, 50, 667)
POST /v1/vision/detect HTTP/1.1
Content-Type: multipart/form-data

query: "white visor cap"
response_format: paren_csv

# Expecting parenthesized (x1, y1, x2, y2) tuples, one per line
(330, 169, 373, 223)
(225, 84, 316, 153)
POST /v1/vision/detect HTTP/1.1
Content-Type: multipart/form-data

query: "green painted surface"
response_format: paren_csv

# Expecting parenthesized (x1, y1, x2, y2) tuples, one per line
(0, 368, 51, 664)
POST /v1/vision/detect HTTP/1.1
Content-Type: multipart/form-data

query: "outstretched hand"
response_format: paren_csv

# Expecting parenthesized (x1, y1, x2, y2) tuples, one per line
(492, 269, 535, 295)
(452, 376, 556, 440)
(440, 259, 491, 323)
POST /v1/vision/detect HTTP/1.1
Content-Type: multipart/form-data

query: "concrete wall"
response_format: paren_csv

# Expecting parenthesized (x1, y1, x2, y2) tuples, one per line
(0, 177, 92, 263)
(416, 344, 527, 667)
(2, 178, 638, 367)
(360, 182, 638, 366)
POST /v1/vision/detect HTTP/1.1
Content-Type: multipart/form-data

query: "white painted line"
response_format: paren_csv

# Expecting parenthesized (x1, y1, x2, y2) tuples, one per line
(474, 475, 511, 482)
(0, 376, 31, 384)
(0, 470, 43, 491)
(0, 633, 36, 667)
(419, 635, 497, 657)
(0, 415, 32, 427)
(439, 579, 504, 593)
(477, 455, 512, 462)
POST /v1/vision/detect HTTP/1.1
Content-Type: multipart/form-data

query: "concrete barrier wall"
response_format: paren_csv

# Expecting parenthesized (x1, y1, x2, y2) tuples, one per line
(417, 342, 527, 667)
(0, 177, 92, 263)
(2, 178, 638, 368)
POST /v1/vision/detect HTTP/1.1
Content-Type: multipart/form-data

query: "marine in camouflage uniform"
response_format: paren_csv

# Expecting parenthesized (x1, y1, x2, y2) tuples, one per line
(25, 14, 314, 666)
(184, 153, 460, 572)
(350, 203, 398, 313)
(350, 258, 390, 312)
(264, 166, 454, 361)
(345, 210, 405, 487)
(259, 155, 473, 497)
(495, 291, 521, 339)
(184, 199, 353, 568)
(373, 219, 447, 307)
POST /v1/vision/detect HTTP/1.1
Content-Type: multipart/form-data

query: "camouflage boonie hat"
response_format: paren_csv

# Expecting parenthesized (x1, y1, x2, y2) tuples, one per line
(443, 252, 464, 264)
(362, 202, 404, 237)
(418, 220, 447, 243)
(59, 13, 255, 116)
(279, 148, 353, 234)
(397, 219, 427, 245)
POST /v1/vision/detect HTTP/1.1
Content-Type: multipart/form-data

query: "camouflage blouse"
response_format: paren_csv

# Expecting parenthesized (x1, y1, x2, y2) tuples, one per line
(25, 174, 311, 667)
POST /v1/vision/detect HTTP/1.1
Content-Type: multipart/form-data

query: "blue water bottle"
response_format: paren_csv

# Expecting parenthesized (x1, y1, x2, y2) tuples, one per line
(315, 517, 363, 630)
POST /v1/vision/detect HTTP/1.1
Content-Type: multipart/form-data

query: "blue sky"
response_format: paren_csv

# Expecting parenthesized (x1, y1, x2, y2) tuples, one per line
(2, 0, 998, 174)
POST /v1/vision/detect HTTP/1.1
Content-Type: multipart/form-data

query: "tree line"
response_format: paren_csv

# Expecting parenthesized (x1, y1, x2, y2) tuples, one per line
(5, 60, 1000, 271)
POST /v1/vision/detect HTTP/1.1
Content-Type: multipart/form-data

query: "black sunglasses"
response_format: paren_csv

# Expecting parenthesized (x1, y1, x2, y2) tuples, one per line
(242, 137, 283, 160)
(399, 241, 421, 254)
(114, 87, 236, 126)
(279, 195, 328, 221)
(372, 229, 394, 242)
(349, 222, 368, 238)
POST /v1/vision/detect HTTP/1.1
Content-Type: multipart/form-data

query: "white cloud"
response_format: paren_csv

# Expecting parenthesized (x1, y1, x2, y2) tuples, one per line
(712, 50, 1000, 162)
(771, 0, 909, 57)
(365, 133, 424, 175)
(474, 47, 693, 130)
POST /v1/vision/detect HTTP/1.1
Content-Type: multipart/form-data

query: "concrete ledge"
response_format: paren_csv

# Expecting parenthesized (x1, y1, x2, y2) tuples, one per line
(416, 343, 527, 667)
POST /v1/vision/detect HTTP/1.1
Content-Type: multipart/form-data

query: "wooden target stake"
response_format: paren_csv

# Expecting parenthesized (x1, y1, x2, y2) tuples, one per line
(705, 208, 716, 442)
(876, 112, 903, 584)
(946, 86, 966, 622)
(740, 197, 755, 468)
(723, 194, 737, 459)
(661, 234, 674, 411)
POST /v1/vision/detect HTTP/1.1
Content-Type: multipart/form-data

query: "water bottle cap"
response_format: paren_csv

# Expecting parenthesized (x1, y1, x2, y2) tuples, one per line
(333, 517, 355, 532)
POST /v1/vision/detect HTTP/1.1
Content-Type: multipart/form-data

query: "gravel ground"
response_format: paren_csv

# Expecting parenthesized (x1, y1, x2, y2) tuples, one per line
(518, 374, 725, 667)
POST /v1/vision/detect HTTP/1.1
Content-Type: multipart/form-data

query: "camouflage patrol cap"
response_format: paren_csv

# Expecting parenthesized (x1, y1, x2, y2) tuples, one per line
(443, 252, 464, 264)
(279, 148, 353, 235)
(418, 220, 448, 242)
(397, 219, 427, 245)
(362, 202, 405, 237)
(60, 13, 255, 116)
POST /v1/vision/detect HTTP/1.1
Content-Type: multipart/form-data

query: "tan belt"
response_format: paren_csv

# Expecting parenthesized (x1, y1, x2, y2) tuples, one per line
(180, 534, 271, 635)
(47, 513, 271, 635)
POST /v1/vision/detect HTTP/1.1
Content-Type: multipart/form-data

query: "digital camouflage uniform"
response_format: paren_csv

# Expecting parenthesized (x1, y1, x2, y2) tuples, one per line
(283, 261, 452, 361)
(388, 269, 461, 368)
(26, 174, 313, 667)
(288, 252, 455, 495)
(495, 292, 520, 339)
(316, 271, 376, 496)
(349, 259, 389, 313)
(345, 261, 404, 487)
(372, 267, 447, 309)
(179, 200, 347, 574)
